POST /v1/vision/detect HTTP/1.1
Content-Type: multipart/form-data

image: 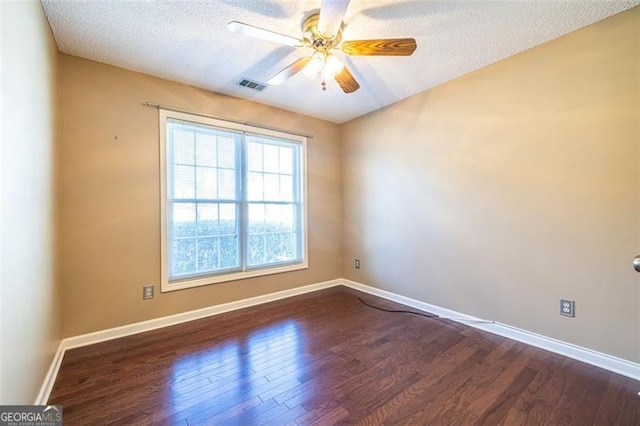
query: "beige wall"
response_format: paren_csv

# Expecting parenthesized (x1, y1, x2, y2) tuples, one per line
(58, 55, 342, 337)
(342, 8, 639, 362)
(1, 2, 60, 403)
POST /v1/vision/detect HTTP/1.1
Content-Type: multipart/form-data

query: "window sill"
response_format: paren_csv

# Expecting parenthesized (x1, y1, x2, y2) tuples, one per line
(161, 261, 309, 292)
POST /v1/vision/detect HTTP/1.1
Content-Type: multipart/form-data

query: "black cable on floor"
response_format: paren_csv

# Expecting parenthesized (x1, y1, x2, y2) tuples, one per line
(357, 296, 495, 324)
(357, 296, 439, 318)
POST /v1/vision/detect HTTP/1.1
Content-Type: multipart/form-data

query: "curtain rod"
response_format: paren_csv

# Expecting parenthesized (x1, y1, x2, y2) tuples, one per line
(143, 101, 313, 139)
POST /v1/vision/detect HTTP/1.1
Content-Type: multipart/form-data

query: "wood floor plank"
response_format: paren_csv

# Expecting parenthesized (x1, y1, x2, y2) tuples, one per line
(440, 343, 534, 424)
(547, 360, 613, 425)
(198, 396, 263, 424)
(617, 374, 640, 425)
(355, 337, 502, 424)
(49, 286, 639, 425)
(263, 403, 307, 426)
(594, 373, 630, 424)
(475, 366, 539, 424)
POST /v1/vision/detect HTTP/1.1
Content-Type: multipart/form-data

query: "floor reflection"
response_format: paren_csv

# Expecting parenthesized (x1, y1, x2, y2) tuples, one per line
(168, 320, 303, 420)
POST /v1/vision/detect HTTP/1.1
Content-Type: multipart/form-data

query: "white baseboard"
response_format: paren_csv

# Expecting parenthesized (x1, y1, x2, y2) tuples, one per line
(37, 276, 639, 404)
(341, 279, 640, 381)
(34, 341, 65, 405)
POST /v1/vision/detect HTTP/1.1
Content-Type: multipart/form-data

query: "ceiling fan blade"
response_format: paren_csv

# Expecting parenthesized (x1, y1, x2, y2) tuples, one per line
(334, 63, 359, 94)
(227, 21, 301, 47)
(267, 57, 312, 85)
(318, 0, 350, 38)
(341, 38, 417, 56)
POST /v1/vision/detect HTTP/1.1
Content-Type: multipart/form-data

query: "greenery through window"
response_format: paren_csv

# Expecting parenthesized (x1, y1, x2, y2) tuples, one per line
(160, 109, 307, 291)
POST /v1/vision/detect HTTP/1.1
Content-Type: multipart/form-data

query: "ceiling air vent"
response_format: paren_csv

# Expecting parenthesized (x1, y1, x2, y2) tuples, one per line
(237, 78, 267, 92)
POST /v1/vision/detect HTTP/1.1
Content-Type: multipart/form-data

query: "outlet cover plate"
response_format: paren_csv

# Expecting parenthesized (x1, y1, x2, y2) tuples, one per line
(143, 285, 154, 300)
(560, 299, 574, 317)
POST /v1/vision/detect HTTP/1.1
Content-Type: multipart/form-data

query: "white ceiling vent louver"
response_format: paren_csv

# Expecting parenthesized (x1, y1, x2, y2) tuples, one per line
(237, 78, 267, 92)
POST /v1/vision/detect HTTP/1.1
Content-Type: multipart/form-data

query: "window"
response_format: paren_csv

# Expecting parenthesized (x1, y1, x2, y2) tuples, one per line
(160, 109, 307, 291)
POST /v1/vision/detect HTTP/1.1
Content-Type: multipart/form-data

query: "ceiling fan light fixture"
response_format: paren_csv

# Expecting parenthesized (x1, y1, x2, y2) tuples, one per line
(302, 52, 344, 90)
(323, 55, 344, 79)
(303, 52, 325, 78)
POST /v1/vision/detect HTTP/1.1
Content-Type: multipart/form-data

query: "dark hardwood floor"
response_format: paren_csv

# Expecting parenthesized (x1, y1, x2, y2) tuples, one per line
(49, 286, 639, 425)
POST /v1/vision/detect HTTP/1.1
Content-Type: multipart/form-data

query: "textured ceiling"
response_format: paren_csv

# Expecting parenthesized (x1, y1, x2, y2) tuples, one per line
(42, 0, 638, 123)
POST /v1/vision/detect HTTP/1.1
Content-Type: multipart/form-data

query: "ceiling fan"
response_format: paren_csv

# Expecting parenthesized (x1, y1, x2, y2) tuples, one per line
(228, 0, 417, 94)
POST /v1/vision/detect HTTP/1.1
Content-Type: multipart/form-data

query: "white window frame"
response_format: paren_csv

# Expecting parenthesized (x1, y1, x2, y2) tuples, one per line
(159, 109, 308, 292)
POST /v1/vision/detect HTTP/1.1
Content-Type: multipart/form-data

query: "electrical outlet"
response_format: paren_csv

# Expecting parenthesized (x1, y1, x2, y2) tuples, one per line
(143, 285, 154, 300)
(355, 259, 360, 269)
(560, 299, 574, 317)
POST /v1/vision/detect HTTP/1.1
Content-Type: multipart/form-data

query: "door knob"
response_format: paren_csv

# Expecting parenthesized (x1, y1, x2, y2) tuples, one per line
(634, 255, 640, 273)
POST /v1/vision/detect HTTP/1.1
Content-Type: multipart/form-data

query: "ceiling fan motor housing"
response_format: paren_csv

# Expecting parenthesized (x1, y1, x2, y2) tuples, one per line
(302, 13, 343, 53)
